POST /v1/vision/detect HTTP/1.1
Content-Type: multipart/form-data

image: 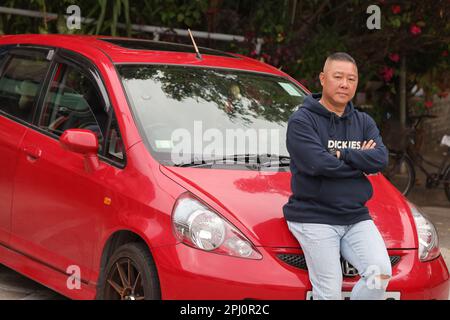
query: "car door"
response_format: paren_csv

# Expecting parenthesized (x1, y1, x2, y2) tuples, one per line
(10, 50, 123, 285)
(0, 46, 51, 244)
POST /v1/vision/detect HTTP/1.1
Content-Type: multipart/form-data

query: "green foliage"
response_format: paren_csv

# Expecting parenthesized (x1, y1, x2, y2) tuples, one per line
(1, 0, 448, 126)
(136, 0, 208, 29)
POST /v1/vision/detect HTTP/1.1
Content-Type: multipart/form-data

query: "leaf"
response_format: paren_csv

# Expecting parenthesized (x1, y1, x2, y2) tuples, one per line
(38, 26, 48, 34)
(112, 0, 121, 36)
(122, 0, 131, 36)
(390, 86, 396, 94)
(185, 17, 193, 26)
(96, 0, 107, 35)
(416, 21, 426, 27)
(389, 17, 401, 28)
(193, 11, 200, 20)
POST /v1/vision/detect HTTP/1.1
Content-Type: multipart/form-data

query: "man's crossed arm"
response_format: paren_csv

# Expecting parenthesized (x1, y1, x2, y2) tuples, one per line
(337, 115, 389, 174)
(287, 114, 388, 178)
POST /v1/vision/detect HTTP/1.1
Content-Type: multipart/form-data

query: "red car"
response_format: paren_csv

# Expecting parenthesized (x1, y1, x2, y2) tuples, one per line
(0, 34, 448, 300)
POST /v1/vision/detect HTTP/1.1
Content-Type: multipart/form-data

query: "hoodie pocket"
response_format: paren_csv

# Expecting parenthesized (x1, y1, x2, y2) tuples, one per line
(318, 176, 373, 208)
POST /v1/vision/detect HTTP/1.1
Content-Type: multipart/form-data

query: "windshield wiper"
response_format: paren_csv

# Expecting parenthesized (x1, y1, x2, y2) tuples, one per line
(173, 154, 258, 168)
(173, 154, 290, 168)
(259, 155, 291, 167)
(173, 160, 213, 168)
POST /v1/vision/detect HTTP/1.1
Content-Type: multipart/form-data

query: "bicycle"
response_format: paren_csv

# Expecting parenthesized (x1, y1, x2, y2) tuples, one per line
(382, 114, 450, 200)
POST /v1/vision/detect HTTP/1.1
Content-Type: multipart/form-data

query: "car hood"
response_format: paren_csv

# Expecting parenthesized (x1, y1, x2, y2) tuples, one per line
(160, 166, 417, 249)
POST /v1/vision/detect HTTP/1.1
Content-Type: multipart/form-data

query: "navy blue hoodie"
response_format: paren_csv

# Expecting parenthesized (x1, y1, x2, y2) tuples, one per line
(283, 93, 388, 225)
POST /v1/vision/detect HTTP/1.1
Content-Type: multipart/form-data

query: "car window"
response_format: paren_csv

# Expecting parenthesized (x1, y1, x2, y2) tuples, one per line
(39, 63, 109, 152)
(0, 53, 50, 123)
(39, 61, 125, 163)
(0, 46, 10, 69)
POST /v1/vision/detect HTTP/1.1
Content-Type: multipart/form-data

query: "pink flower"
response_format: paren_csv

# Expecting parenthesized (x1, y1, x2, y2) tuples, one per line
(391, 5, 401, 14)
(389, 53, 400, 63)
(442, 50, 448, 57)
(424, 101, 433, 108)
(410, 24, 422, 36)
(381, 66, 394, 82)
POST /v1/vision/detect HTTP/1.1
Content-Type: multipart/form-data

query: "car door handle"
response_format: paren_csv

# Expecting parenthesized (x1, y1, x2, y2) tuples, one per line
(23, 145, 42, 161)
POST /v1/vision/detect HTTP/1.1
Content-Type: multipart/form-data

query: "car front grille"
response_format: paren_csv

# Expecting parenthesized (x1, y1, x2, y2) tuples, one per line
(277, 254, 401, 277)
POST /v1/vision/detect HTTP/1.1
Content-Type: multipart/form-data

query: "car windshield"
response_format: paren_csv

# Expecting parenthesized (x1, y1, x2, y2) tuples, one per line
(117, 64, 307, 168)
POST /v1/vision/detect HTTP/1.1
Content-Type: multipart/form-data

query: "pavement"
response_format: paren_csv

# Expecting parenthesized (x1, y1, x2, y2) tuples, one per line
(0, 265, 65, 300)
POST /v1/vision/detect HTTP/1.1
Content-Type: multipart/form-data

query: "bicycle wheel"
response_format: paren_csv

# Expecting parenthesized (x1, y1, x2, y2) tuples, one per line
(383, 152, 416, 196)
(444, 166, 450, 202)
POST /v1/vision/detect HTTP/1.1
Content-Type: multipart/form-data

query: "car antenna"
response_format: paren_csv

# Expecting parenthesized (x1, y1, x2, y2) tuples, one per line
(188, 29, 202, 60)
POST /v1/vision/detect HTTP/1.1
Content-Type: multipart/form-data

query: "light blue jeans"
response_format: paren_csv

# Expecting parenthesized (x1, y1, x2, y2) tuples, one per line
(287, 219, 392, 300)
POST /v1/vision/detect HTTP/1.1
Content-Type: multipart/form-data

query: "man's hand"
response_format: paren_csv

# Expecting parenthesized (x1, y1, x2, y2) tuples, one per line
(361, 140, 376, 150)
(336, 140, 376, 159)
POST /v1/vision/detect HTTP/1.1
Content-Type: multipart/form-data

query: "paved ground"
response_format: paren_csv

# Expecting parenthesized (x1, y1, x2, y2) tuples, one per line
(0, 265, 65, 300)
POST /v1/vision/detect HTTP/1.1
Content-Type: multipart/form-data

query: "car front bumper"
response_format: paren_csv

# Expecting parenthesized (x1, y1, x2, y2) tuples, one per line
(152, 244, 450, 300)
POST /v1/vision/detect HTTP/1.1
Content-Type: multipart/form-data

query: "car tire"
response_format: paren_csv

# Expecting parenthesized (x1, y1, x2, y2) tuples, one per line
(97, 242, 161, 300)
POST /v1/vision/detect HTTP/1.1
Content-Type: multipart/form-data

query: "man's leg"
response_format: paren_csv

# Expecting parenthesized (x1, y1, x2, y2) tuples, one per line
(287, 221, 344, 300)
(340, 219, 392, 300)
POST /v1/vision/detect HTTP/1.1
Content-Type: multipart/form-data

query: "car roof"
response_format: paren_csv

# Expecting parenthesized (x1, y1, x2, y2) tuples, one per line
(0, 34, 287, 77)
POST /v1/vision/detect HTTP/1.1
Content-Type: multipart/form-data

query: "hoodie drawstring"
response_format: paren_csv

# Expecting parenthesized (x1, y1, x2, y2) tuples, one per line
(344, 118, 349, 141)
(329, 114, 337, 137)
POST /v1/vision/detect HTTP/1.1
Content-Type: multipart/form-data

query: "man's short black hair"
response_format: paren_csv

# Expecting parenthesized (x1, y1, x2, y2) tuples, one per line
(325, 52, 357, 66)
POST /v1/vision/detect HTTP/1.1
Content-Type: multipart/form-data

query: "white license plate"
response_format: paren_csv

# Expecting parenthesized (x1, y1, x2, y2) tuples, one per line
(306, 291, 400, 300)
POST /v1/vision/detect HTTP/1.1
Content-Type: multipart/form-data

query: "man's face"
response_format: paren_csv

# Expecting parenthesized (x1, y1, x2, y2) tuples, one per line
(319, 60, 358, 106)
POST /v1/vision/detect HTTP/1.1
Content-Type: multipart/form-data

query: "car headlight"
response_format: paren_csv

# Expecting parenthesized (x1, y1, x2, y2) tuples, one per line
(408, 201, 440, 262)
(172, 192, 262, 259)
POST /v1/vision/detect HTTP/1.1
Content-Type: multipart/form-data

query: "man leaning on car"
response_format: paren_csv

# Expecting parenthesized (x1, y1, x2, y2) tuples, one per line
(283, 52, 391, 300)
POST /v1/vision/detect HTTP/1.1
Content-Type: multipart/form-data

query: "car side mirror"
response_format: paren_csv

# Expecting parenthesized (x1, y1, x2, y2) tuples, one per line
(60, 129, 100, 172)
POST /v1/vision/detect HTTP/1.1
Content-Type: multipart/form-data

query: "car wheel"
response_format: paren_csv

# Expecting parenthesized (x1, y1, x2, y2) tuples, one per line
(97, 242, 161, 300)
